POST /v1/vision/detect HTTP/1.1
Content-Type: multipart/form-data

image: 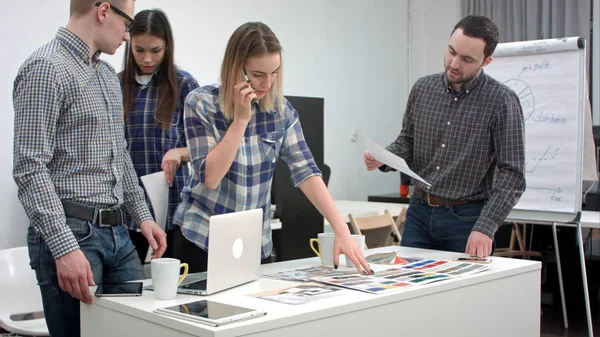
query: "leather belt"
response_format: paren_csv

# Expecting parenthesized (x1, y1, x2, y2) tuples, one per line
(61, 200, 124, 227)
(414, 187, 471, 207)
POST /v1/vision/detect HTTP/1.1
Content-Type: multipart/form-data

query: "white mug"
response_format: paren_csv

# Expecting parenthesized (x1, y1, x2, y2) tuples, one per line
(150, 258, 189, 300)
(309, 233, 336, 266)
(345, 234, 366, 268)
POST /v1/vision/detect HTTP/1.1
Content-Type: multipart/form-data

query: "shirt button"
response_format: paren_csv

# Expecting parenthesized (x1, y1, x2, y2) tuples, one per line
(454, 97, 458, 102)
(427, 186, 431, 190)
(436, 166, 440, 170)
(247, 192, 251, 197)
(447, 121, 451, 126)
(466, 90, 469, 94)
(441, 144, 446, 148)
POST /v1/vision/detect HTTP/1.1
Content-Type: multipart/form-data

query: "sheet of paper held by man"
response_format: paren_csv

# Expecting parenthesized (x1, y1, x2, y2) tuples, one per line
(362, 134, 432, 186)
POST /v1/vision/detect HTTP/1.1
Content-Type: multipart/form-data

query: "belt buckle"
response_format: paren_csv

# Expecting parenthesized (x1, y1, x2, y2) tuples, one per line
(427, 194, 440, 207)
(98, 209, 111, 227)
(98, 208, 122, 227)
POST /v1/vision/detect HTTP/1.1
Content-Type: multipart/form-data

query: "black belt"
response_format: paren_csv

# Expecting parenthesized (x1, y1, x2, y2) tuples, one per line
(61, 200, 124, 227)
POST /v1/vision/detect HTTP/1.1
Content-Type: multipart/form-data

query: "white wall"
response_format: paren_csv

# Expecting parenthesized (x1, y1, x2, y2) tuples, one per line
(409, 0, 462, 85)
(0, 0, 461, 249)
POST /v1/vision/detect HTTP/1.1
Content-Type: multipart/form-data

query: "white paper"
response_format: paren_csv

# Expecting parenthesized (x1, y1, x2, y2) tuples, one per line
(140, 171, 169, 263)
(362, 134, 431, 186)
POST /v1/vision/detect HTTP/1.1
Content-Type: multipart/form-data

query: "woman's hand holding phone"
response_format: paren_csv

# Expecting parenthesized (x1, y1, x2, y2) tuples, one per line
(233, 80, 256, 125)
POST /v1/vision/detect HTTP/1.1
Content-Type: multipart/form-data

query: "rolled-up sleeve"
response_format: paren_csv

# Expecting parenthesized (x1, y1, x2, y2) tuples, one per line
(278, 102, 321, 186)
(184, 90, 217, 185)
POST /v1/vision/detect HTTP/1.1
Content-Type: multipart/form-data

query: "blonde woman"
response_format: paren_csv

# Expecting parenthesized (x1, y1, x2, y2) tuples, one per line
(173, 22, 371, 274)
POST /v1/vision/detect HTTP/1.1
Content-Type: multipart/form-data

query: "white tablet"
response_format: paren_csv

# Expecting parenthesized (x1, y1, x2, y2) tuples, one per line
(154, 300, 266, 327)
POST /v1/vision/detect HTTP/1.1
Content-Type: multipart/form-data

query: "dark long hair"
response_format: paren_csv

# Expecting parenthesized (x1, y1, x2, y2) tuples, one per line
(122, 9, 177, 129)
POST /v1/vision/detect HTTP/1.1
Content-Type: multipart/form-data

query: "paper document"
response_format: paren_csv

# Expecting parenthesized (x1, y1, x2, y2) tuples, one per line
(249, 283, 343, 305)
(140, 171, 169, 263)
(363, 134, 431, 186)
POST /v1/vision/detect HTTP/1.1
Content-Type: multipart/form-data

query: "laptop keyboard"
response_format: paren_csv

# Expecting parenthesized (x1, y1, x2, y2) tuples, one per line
(181, 279, 207, 290)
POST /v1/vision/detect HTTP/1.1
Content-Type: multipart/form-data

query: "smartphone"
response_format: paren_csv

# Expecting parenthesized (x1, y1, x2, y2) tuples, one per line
(95, 282, 143, 297)
(242, 67, 251, 83)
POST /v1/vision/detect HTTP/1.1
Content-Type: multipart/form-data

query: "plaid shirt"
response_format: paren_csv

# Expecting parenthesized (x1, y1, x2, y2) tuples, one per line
(123, 69, 199, 231)
(386, 71, 526, 238)
(12, 28, 152, 259)
(174, 85, 321, 259)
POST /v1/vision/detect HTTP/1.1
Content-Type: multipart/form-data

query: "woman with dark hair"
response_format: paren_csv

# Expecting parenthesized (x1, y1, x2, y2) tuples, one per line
(120, 9, 199, 260)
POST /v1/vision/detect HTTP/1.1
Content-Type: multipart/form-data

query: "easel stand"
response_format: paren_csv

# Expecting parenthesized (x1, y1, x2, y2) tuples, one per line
(506, 214, 594, 337)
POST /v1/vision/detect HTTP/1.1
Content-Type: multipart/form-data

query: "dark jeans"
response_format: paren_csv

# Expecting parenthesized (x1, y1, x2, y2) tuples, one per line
(401, 194, 495, 253)
(128, 228, 175, 263)
(172, 226, 271, 273)
(27, 217, 143, 337)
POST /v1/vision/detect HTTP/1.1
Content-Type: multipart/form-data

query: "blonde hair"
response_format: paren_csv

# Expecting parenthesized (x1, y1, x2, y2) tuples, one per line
(219, 22, 283, 121)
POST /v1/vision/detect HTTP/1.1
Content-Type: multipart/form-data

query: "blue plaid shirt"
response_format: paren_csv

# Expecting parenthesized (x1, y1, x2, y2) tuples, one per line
(173, 85, 321, 259)
(122, 69, 199, 231)
(13, 28, 153, 259)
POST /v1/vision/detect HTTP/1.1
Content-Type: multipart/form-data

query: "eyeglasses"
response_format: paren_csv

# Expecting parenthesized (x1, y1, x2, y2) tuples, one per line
(95, 2, 135, 33)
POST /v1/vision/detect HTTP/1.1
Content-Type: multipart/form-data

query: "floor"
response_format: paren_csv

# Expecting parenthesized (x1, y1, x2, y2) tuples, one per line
(541, 304, 600, 337)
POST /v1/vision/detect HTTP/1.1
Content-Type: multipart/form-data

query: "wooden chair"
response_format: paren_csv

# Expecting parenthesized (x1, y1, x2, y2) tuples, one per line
(394, 208, 407, 243)
(493, 222, 541, 259)
(348, 209, 403, 249)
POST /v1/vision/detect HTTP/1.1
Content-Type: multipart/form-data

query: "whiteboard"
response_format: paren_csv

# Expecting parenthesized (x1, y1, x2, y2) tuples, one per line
(485, 37, 585, 224)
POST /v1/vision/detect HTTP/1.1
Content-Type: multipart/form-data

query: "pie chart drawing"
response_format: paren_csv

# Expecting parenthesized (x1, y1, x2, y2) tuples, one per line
(503, 79, 535, 121)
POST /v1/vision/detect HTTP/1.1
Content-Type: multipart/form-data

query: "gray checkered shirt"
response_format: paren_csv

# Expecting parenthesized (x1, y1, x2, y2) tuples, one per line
(386, 71, 526, 238)
(13, 28, 152, 259)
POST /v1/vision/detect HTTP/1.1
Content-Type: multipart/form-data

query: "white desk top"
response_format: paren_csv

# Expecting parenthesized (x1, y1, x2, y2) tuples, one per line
(580, 210, 600, 229)
(86, 246, 540, 337)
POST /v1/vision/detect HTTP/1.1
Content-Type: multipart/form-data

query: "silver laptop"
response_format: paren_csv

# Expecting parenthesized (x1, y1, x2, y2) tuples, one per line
(148, 209, 263, 296)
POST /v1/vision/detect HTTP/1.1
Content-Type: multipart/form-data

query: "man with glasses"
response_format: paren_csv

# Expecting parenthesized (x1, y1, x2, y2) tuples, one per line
(13, 1, 166, 336)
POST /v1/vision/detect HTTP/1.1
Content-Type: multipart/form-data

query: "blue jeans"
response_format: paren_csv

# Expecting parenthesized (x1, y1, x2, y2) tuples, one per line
(401, 194, 494, 253)
(27, 216, 144, 337)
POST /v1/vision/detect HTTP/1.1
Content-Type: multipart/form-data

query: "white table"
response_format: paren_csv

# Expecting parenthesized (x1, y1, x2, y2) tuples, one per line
(580, 210, 600, 229)
(323, 200, 409, 232)
(81, 246, 541, 337)
(333, 200, 599, 336)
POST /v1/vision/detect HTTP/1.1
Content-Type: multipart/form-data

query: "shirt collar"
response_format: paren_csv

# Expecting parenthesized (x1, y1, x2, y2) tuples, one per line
(56, 27, 101, 66)
(442, 68, 486, 95)
(135, 71, 157, 86)
(253, 99, 278, 115)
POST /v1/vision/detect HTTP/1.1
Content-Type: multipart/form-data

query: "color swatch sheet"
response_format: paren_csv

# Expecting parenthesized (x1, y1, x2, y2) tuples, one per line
(262, 265, 355, 282)
(400, 259, 490, 276)
(249, 283, 343, 305)
(312, 259, 490, 295)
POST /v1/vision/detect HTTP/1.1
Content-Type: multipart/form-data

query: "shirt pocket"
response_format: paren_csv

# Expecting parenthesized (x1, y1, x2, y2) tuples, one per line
(260, 131, 284, 163)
